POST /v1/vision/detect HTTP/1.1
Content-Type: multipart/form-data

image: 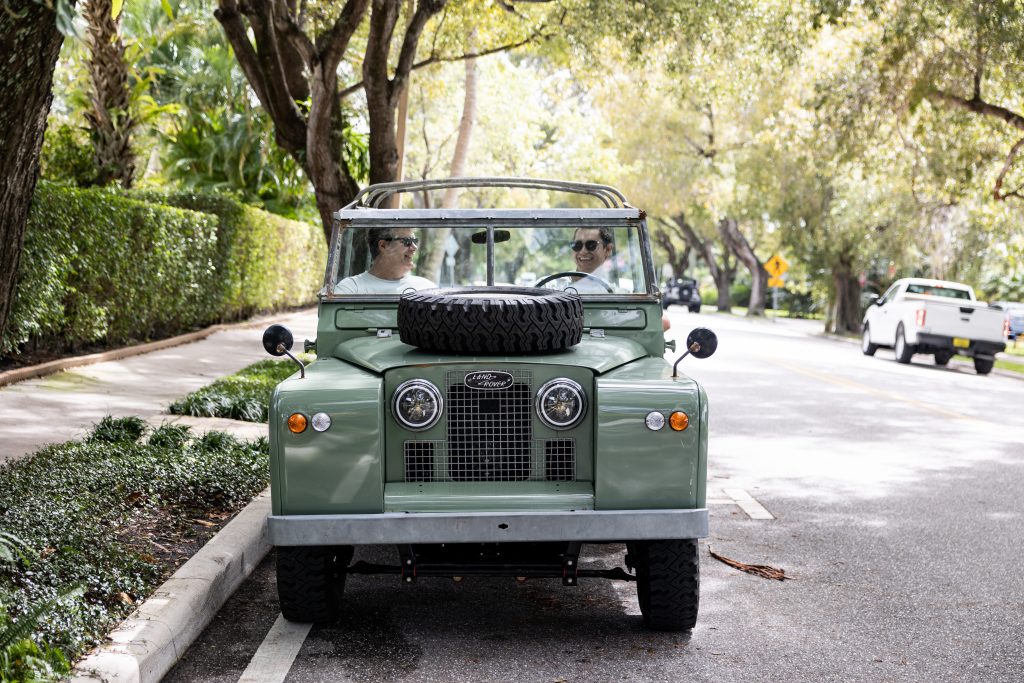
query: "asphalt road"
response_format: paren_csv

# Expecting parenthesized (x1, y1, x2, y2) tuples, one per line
(165, 310, 1024, 683)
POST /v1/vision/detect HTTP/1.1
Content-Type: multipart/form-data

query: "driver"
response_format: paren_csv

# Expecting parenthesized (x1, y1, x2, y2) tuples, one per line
(334, 227, 435, 294)
(568, 227, 614, 293)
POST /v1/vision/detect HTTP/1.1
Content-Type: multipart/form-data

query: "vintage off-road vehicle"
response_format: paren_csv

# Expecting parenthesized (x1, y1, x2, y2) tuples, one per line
(262, 178, 717, 631)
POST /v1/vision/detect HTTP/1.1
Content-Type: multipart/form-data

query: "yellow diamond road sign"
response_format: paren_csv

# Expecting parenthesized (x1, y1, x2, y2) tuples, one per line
(765, 254, 789, 278)
(768, 276, 785, 288)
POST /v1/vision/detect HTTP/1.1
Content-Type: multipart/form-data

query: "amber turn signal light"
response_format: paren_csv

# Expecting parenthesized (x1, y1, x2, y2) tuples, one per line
(288, 413, 308, 433)
(669, 411, 689, 431)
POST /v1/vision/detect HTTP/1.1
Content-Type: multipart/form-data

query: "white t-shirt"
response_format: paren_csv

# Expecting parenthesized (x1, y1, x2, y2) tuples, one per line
(333, 271, 435, 294)
(567, 266, 615, 294)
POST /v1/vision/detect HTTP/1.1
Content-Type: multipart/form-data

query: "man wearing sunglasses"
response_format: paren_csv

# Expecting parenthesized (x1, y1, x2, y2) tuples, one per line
(335, 227, 436, 294)
(568, 227, 615, 293)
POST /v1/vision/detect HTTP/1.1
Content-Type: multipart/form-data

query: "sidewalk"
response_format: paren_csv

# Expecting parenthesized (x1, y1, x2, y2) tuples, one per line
(0, 307, 318, 464)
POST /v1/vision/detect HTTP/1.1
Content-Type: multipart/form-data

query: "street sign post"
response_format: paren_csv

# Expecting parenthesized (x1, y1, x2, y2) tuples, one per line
(765, 254, 790, 311)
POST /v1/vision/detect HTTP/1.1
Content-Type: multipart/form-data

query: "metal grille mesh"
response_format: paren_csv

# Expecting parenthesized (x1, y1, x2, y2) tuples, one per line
(445, 369, 532, 481)
(403, 439, 575, 482)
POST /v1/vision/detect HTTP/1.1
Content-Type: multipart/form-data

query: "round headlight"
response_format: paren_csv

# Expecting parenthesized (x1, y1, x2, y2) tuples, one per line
(536, 378, 587, 430)
(392, 380, 443, 430)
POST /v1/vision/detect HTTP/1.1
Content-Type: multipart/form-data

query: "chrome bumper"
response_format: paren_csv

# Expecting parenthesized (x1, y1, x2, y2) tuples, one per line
(269, 508, 708, 545)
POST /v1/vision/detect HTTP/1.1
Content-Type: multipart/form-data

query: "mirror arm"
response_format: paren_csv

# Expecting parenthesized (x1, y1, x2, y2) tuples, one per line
(279, 344, 306, 379)
(671, 350, 692, 378)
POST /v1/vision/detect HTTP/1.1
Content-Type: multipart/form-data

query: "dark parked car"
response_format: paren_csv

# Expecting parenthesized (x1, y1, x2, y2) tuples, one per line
(663, 277, 702, 313)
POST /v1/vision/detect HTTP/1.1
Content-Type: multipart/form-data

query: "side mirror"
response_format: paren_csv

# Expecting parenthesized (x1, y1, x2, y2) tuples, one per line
(263, 324, 305, 378)
(686, 327, 718, 359)
(263, 324, 293, 356)
(672, 327, 718, 377)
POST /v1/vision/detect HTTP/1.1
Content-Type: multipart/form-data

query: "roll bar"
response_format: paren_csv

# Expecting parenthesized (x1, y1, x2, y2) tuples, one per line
(344, 177, 631, 209)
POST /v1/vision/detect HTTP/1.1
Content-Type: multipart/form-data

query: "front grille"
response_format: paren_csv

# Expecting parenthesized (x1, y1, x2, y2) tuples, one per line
(403, 439, 576, 482)
(399, 369, 576, 482)
(446, 369, 532, 480)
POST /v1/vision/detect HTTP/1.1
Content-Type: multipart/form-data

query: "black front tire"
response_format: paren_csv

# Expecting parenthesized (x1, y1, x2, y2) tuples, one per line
(894, 324, 914, 364)
(632, 539, 699, 631)
(934, 351, 952, 366)
(689, 304, 701, 314)
(277, 545, 353, 623)
(861, 325, 879, 356)
(974, 358, 994, 375)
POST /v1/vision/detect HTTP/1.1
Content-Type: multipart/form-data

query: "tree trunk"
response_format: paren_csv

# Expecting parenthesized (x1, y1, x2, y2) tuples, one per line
(665, 213, 735, 313)
(0, 0, 68, 347)
(651, 229, 690, 280)
(418, 47, 478, 280)
(829, 251, 862, 334)
(718, 217, 767, 316)
(83, 0, 136, 188)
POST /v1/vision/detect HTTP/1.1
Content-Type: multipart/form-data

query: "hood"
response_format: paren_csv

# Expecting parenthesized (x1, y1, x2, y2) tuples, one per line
(333, 334, 648, 375)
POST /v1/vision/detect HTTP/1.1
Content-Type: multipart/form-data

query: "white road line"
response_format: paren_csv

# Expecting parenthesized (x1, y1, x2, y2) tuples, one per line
(724, 488, 775, 520)
(238, 614, 311, 683)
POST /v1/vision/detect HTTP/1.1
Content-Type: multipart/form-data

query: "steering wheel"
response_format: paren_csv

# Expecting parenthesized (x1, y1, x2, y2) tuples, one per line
(534, 271, 615, 293)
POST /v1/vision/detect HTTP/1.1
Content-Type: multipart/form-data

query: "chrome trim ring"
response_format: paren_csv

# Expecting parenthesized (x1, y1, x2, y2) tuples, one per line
(535, 378, 587, 430)
(392, 379, 443, 431)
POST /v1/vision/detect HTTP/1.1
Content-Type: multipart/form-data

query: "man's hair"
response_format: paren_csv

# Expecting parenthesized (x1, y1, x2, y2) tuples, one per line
(367, 228, 395, 259)
(574, 226, 614, 247)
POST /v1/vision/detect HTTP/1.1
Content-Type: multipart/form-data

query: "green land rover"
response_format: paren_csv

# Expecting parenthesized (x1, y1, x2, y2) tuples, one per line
(262, 178, 717, 631)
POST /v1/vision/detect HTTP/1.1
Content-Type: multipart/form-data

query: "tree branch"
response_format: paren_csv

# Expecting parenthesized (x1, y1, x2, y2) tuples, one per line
(994, 135, 1024, 201)
(390, 0, 448, 107)
(339, 27, 550, 100)
(928, 88, 1024, 131)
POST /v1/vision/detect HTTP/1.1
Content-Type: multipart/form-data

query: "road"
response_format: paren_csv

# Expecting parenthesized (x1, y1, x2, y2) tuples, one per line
(165, 309, 1024, 683)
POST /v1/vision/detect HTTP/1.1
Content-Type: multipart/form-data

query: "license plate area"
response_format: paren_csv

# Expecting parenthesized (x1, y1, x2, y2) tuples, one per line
(953, 337, 970, 348)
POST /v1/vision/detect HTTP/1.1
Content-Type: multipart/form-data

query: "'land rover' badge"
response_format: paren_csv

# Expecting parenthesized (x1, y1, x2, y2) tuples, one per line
(464, 371, 514, 390)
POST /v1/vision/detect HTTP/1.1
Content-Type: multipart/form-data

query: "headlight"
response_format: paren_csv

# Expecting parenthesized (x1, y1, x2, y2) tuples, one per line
(536, 378, 586, 430)
(392, 380, 443, 430)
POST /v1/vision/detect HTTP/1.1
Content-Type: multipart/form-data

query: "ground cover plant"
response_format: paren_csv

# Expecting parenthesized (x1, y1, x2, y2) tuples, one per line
(0, 417, 269, 669)
(169, 358, 304, 422)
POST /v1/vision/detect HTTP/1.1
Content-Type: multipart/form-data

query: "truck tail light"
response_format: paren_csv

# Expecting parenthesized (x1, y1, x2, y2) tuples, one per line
(915, 309, 926, 327)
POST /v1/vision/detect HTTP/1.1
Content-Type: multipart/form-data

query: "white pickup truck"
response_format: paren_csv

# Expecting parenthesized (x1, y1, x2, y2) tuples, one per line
(861, 278, 1006, 375)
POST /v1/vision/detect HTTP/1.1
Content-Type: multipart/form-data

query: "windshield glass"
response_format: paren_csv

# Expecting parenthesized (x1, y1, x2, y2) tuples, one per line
(327, 224, 649, 296)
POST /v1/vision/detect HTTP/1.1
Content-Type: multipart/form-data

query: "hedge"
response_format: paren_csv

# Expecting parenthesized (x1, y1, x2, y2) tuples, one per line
(2, 184, 325, 358)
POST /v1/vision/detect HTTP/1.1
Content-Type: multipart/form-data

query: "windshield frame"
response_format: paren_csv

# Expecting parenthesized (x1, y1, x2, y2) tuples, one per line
(323, 210, 657, 303)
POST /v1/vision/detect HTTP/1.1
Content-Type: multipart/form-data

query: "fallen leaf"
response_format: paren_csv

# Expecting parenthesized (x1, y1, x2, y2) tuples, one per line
(192, 519, 217, 528)
(118, 592, 134, 605)
(708, 546, 792, 581)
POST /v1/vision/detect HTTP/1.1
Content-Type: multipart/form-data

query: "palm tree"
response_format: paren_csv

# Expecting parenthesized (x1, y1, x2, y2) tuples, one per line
(82, 0, 136, 188)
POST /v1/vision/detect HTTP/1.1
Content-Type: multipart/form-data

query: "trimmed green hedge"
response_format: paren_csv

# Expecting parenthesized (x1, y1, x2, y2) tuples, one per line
(3, 184, 325, 358)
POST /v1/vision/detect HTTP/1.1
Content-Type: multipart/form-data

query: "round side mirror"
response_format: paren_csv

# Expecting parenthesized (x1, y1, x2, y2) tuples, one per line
(263, 324, 294, 356)
(686, 327, 718, 359)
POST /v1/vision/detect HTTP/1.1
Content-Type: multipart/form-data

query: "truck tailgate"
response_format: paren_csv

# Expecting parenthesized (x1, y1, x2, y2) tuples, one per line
(907, 296, 1005, 343)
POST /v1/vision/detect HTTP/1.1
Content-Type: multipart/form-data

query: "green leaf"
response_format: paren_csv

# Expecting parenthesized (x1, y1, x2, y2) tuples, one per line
(161, 0, 175, 20)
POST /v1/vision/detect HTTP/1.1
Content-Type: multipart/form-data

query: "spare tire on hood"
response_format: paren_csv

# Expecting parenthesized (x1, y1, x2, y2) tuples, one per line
(398, 287, 583, 354)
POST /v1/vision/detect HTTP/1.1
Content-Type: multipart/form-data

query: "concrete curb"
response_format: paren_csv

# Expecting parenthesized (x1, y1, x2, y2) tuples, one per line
(70, 490, 272, 683)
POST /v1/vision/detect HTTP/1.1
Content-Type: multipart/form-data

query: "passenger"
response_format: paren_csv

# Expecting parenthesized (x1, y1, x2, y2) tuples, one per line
(568, 227, 615, 293)
(334, 227, 435, 294)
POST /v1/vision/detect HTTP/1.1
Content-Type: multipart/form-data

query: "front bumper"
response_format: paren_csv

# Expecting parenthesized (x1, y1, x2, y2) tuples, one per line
(916, 333, 1005, 358)
(269, 508, 708, 546)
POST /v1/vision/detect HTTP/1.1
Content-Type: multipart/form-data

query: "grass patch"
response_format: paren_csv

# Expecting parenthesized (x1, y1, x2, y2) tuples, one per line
(0, 416, 269, 667)
(169, 358, 304, 422)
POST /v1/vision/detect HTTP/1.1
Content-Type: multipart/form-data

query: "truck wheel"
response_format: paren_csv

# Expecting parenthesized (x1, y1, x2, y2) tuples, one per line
(398, 287, 583, 354)
(974, 358, 994, 375)
(277, 545, 353, 623)
(689, 304, 701, 314)
(934, 351, 952, 366)
(894, 324, 914, 364)
(633, 539, 699, 631)
(861, 325, 878, 356)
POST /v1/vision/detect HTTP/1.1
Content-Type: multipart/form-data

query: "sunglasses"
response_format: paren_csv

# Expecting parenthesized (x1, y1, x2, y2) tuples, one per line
(571, 239, 606, 252)
(383, 236, 419, 247)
